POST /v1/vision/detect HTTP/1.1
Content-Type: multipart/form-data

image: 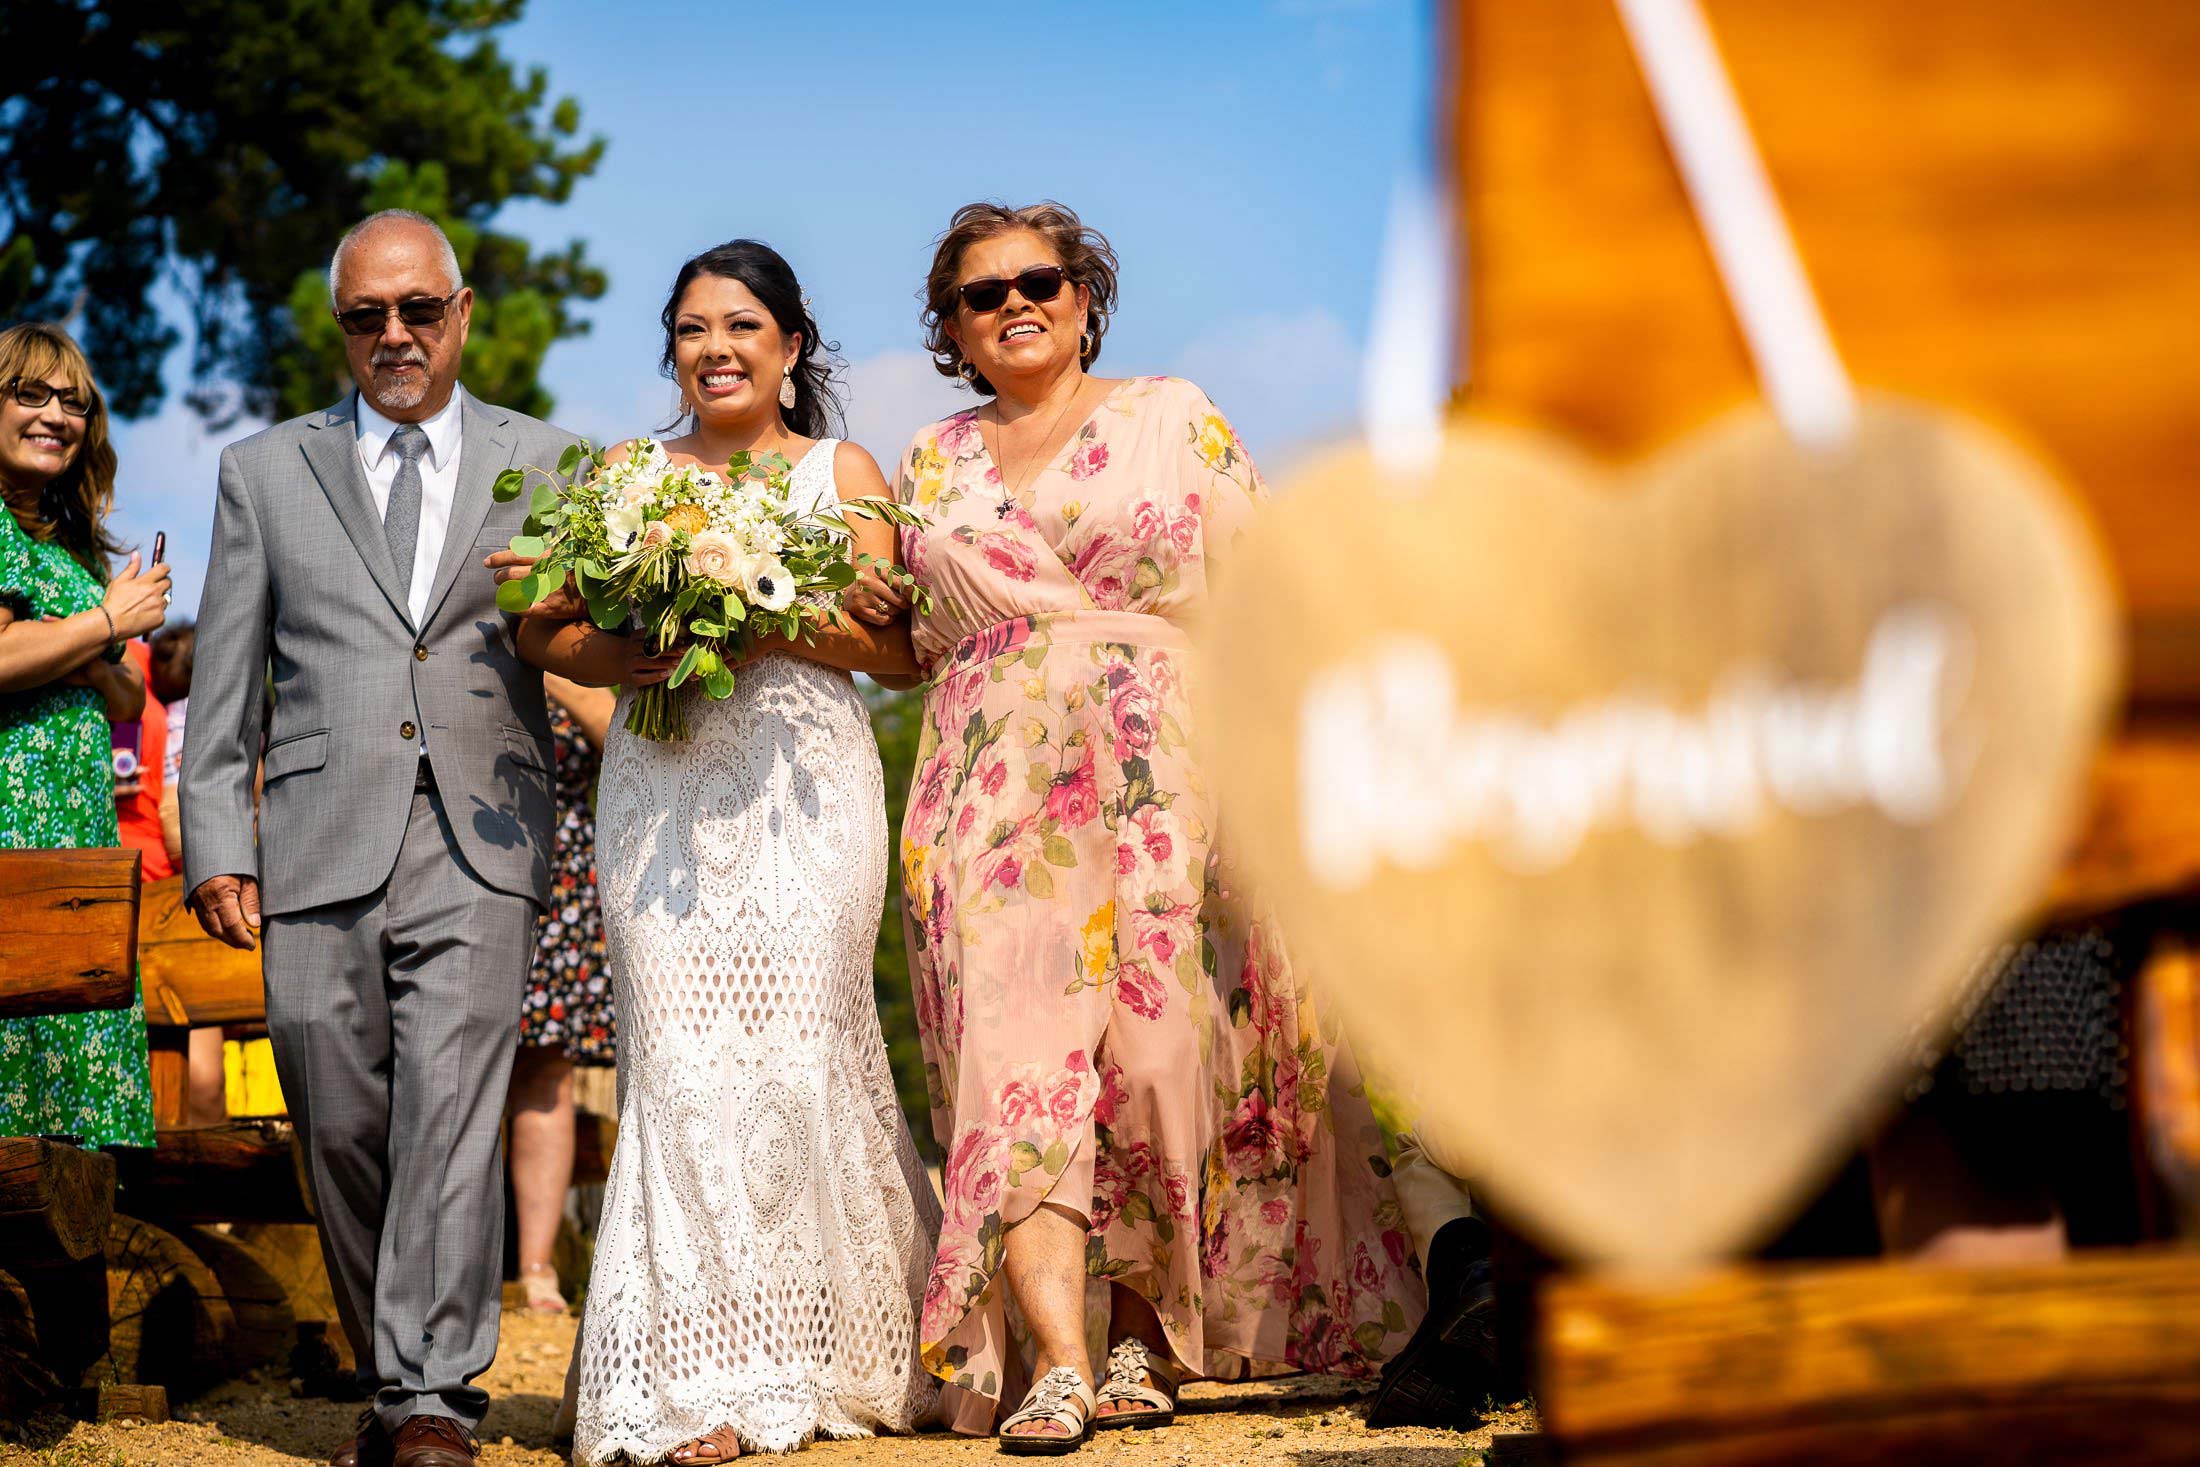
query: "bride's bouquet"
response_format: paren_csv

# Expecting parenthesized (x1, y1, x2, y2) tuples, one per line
(493, 440, 926, 741)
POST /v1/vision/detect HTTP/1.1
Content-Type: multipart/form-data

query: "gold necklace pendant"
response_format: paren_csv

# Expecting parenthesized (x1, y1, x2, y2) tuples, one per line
(993, 377, 1086, 513)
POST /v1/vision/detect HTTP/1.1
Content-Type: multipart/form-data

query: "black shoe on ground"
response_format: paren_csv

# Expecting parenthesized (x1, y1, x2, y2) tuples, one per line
(1365, 1220, 1501, 1429)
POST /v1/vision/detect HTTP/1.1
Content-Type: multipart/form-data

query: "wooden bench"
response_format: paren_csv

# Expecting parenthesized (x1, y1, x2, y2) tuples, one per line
(0, 849, 138, 1420)
(0, 848, 139, 1021)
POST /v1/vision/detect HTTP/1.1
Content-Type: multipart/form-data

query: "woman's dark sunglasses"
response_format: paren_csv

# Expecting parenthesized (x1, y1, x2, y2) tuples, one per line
(956, 265, 1067, 314)
(332, 290, 462, 337)
(8, 377, 97, 419)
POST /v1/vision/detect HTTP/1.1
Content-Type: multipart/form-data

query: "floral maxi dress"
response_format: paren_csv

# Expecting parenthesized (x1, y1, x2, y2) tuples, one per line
(895, 377, 1423, 1432)
(0, 510, 155, 1146)
(519, 707, 617, 1064)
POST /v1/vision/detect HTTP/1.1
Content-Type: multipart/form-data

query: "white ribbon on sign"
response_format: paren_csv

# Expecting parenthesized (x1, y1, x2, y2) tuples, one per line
(1614, 0, 1857, 447)
(1361, 177, 1455, 480)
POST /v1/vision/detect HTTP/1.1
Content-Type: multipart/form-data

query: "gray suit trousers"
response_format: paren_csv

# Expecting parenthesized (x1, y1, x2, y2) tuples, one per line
(263, 776, 537, 1432)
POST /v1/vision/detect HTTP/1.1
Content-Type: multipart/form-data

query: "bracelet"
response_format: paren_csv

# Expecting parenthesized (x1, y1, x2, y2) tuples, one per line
(96, 605, 125, 663)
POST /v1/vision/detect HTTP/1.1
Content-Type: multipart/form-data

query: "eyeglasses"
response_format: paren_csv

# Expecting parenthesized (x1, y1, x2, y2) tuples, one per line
(955, 265, 1067, 314)
(8, 377, 97, 419)
(332, 290, 463, 337)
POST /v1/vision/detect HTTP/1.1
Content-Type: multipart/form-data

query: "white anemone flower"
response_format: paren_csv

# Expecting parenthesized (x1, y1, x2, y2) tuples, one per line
(742, 555, 797, 612)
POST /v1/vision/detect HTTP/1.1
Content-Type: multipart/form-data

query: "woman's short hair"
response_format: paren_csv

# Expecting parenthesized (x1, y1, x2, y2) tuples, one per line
(922, 201, 1121, 397)
(0, 323, 123, 582)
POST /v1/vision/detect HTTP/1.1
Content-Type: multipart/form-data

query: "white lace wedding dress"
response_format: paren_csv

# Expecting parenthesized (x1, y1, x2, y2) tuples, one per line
(575, 439, 941, 1462)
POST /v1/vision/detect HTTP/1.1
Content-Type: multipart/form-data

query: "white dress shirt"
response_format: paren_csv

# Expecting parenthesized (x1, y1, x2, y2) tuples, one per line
(355, 390, 463, 628)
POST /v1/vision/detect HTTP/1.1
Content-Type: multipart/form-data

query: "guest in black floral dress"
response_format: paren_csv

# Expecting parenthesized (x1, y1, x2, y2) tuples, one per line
(510, 676, 619, 1312)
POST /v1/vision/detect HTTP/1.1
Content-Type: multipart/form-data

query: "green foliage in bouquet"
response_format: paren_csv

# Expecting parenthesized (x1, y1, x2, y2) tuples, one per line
(492, 439, 929, 741)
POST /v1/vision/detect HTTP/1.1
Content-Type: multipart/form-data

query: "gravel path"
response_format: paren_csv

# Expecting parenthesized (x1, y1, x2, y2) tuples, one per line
(0, 1308, 1537, 1466)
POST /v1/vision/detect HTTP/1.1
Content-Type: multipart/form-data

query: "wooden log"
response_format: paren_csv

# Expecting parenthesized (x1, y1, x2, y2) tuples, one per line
(2043, 730, 2200, 923)
(137, 874, 266, 1028)
(88, 1215, 235, 1396)
(147, 1028, 188, 1131)
(70, 1383, 168, 1423)
(2137, 935, 2200, 1229)
(178, 1226, 294, 1373)
(1541, 1249, 2200, 1466)
(0, 1137, 115, 1269)
(0, 848, 140, 1020)
(228, 1222, 352, 1375)
(17, 1254, 111, 1389)
(1487, 1436, 1560, 1467)
(111, 1121, 313, 1225)
(0, 1269, 61, 1425)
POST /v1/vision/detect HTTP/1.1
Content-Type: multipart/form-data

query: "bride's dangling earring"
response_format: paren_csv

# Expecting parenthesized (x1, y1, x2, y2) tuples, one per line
(676, 390, 693, 419)
(779, 369, 798, 411)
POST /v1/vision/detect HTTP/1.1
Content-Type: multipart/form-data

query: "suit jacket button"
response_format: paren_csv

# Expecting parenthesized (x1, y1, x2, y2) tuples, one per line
(414, 646, 429, 661)
(400, 721, 417, 740)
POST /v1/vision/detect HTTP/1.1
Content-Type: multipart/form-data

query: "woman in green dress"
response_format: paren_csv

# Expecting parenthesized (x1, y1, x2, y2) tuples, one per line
(0, 322, 175, 1148)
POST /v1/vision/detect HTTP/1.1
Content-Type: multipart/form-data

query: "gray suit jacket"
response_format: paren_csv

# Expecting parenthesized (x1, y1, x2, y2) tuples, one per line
(181, 388, 582, 917)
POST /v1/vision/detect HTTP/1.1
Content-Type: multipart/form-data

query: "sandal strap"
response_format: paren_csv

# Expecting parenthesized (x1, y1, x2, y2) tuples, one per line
(1002, 1366, 1096, 1436)
(1097, 1338, 1180, 1408)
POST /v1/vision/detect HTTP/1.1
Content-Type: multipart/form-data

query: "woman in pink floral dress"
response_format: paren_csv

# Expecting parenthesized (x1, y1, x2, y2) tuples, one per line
(849, 202, 1423, 1450)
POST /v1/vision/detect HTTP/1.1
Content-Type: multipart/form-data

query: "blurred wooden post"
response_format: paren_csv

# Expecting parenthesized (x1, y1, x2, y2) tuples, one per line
(1448, 0, 2200, 983)
(1540, 1252, 2200, 1465)
(0, 849, 139, 1020)
(1449, 2, 2200, 1461)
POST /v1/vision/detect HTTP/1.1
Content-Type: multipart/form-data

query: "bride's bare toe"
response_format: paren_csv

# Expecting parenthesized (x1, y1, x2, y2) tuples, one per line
(665, 1424, 741, 1462)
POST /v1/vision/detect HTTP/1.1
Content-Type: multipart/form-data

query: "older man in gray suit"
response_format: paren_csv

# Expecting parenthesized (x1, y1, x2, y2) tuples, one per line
(181, 210, 577, 1467)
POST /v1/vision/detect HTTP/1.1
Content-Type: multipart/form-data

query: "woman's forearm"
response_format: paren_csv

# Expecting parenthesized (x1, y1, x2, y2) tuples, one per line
(753, 607, 918, 678)
(87, 656, 146, 722)
(544, 673, 617, 751)
(518, 616, 637, 689)
(0, 610, 112, 694)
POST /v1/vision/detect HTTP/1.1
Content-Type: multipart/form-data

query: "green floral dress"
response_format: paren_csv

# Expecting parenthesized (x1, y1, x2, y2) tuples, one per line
(0, 510, 155, 1147)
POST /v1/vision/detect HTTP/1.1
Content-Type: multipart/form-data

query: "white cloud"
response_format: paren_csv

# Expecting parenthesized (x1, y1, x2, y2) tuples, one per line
(838, 349, 972, 473)
(1166, 307, 1363, 482)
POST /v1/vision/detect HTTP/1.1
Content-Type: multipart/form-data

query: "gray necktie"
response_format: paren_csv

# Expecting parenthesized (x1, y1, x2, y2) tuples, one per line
(384, 422, 428, 598)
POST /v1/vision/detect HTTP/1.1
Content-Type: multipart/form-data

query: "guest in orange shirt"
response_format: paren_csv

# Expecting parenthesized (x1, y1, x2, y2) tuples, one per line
(112, 638, 171, 882)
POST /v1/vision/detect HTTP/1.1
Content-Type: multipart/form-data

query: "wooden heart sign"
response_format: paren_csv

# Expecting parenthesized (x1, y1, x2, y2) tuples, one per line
(1201, 397, 2119, 1266)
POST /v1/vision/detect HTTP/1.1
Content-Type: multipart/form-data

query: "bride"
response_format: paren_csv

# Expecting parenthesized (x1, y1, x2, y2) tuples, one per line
(514, 240, 940, 1463)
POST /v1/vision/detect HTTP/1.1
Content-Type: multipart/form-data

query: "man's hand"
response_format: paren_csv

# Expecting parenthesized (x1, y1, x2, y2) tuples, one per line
(483, 547, 585, 621)
(189, 873, 262, 951)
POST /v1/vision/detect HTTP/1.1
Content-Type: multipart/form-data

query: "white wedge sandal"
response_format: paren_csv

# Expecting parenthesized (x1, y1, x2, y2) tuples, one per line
(998, 1365, 1098, 1456)
(1093, 1338, 1180, 1430)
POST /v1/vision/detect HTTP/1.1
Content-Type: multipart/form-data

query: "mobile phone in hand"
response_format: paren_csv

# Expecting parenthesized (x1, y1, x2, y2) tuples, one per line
(151, 531, 166, 565)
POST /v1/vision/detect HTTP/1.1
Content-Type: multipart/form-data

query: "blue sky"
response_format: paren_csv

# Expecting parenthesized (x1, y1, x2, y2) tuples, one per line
(109, 0, 1432, 613)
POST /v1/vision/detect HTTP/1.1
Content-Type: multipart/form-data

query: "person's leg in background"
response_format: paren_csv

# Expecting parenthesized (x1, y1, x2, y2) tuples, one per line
(508, 1045, 576, 1313)
(185, 1026, 228, 1126)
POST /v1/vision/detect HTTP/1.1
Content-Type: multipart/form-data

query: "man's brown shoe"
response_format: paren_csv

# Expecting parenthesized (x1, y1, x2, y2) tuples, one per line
(330, 1408, 392, 1467)
(390, 1414, 478, 1466)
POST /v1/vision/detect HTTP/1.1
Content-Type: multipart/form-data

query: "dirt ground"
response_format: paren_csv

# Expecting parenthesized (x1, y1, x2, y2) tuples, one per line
(0, 1307, 1537, 1467)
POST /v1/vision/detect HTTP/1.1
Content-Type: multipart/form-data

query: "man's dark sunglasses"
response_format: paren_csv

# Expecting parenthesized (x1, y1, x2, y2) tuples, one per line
(8, 377, 97, 418)
(956, 265, 1067, 314)
(332, 289, 463, 337)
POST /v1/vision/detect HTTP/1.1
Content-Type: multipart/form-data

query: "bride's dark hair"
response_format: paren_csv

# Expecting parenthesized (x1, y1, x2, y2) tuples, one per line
(659, 240, 844, 439)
